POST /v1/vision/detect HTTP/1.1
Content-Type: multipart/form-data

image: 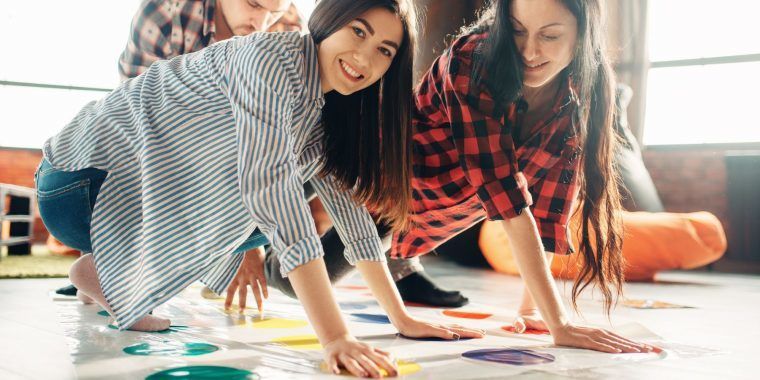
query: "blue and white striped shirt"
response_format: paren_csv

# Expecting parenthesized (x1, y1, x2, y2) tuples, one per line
(43, 32, 385, 329)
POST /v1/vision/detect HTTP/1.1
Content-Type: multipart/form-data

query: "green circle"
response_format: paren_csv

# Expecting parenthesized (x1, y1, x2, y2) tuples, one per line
(108, 324, 186, 334)
(123, 342, 219, 356)
(145, 366, 257, 380)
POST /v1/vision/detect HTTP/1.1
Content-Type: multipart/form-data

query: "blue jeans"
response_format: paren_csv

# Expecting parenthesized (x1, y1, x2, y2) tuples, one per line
(34, 159, 268, 253)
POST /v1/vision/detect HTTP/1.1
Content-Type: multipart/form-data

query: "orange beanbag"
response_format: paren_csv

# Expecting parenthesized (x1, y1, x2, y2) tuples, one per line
(479, 211, 726, 281)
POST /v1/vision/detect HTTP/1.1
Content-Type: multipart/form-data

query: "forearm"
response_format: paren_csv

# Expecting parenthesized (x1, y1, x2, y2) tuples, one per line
(500, 213, 569, 330)
(356, 261, 410, 326)
(518, 252, 554, 312)
(288, 258, 350, 344)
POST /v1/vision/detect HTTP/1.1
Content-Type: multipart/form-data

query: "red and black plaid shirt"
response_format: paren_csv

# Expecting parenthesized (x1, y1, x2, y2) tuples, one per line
(391, 33, 582, 258)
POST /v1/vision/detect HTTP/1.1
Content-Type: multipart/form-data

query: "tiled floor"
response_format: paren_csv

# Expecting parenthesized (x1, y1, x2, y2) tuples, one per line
(1, 257, 758, 379)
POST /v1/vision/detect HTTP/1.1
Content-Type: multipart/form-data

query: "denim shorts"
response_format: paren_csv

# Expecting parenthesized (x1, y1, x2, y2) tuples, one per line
(34, 159, 268, 253)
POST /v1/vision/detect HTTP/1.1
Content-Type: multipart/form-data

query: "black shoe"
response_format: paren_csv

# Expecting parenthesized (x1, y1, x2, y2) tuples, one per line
(55, 284, 78, 296)
(395, 271, 469, 307)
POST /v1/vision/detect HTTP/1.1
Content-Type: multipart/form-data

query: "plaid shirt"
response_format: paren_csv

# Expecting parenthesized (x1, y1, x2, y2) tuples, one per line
(118, 0, 303, 80)
(391, 33, 582, 258)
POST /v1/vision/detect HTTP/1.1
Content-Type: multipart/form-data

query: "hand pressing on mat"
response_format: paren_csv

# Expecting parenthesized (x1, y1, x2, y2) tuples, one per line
(225, 247, 268, 315)
(355, 261, 485, 341)
(499, 214, 655, 354)
(511, 287, 550, 334)
(397, 317, 485, 340)
(512, 308, 549, 334)
(552, 324, 655, 354)
(324, 335, 397, 378)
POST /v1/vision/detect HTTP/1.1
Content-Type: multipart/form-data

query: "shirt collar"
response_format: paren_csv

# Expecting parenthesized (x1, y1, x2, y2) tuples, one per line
(302, 34, 326, 109)
(555, 74, 580, 113)
(515, 73, 578, 115)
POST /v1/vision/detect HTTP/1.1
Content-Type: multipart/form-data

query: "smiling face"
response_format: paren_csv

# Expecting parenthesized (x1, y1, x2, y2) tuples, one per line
(510, 0, 578, 89)
(316, 7, 404, 95)
(217, 0, 291, 36)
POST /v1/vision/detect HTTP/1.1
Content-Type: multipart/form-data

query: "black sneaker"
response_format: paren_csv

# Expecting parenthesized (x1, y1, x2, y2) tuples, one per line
(55, 284, 78, 296)
(395, 272, 469, 307)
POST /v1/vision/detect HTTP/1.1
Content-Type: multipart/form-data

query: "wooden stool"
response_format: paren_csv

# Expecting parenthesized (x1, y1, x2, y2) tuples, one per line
(1, 183, 36, 256)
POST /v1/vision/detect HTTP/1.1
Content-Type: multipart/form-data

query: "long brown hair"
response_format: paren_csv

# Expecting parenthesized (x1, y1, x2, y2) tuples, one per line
(467, 0, 624, 313)
(310, 0, 417, 231)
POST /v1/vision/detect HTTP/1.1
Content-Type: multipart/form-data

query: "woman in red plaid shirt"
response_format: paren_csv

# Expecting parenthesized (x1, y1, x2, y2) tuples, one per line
(270, 0, 655, 353)
(393, 0, 654, 353)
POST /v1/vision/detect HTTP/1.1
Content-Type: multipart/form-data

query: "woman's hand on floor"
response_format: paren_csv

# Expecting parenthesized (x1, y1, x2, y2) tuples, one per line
(512, 308, 549, 333)
(396, 316, 485, 340)
(551, 324, 655, 353)
(323, 335, 397, 378)
(225, 247, 268, 313)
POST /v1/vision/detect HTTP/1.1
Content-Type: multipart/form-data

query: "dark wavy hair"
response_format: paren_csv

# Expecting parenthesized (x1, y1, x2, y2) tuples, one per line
(309, 0, 417, 231)
(464, 0, 624, 313)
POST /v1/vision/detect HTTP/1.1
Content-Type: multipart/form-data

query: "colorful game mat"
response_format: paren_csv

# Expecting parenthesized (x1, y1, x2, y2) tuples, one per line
(52, 278, 717, 379)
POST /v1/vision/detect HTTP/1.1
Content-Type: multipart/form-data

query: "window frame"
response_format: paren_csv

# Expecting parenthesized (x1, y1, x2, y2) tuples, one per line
(641, 2, 760, 149)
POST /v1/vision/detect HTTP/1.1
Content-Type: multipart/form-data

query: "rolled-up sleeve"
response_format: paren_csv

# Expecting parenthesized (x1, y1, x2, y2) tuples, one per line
(439, 51, 533, 220)
(227, 43, 324, 277)
(310, 174, 385, 265)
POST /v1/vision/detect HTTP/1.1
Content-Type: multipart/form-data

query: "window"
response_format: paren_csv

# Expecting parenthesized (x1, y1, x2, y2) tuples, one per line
(0, 0, 141, 149)
(643, 0, 760, 145)
(1, 0, 316, 150)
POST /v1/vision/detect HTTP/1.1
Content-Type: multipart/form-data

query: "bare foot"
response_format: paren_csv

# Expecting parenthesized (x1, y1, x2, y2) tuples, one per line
(76, 290, 94, 304)
(69, 255, 170, 332)
(112, 315, 171, 332)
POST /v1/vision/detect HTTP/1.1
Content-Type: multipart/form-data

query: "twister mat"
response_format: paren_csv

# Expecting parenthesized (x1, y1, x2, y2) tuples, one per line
(51, 277, 718, 379)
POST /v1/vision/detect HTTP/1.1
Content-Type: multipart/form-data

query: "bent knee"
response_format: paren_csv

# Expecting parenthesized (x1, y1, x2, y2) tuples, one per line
(69, 254, 95, 284)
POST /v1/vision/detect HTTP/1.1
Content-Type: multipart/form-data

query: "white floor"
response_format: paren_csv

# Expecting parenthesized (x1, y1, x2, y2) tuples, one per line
(1, 257, 758, 379)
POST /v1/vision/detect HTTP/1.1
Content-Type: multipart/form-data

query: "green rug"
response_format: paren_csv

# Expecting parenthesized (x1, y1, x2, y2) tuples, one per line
(0, 245, 76, 279)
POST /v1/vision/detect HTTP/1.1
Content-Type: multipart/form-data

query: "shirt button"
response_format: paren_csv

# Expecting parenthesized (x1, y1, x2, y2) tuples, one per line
(566, 148, 580, 163)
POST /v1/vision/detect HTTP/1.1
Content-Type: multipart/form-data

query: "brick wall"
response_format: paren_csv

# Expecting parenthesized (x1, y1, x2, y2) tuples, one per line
(642, 148, 730, 237)
(0, 148, 41, 188)
(0, 148, 47, 243)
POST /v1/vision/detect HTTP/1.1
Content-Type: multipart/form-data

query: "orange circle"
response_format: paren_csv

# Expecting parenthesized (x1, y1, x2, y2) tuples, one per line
(442, 310, 493, 320)
(501, 325, 550, 335)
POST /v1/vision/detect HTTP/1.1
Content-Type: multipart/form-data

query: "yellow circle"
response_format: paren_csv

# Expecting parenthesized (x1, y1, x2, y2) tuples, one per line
(321, 360, 421, 377)
(271, 334, 322, 350)
(249, 317, 308, 329)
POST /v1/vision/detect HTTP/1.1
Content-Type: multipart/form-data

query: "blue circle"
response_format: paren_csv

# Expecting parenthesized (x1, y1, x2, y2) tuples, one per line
(349, 313, 391, 324)
(339, 302, 368, 311)
(462, 348, 555, 365)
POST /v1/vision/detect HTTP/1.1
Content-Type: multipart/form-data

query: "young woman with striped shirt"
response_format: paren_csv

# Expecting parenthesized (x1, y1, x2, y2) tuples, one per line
(35, 0, 482, 376)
